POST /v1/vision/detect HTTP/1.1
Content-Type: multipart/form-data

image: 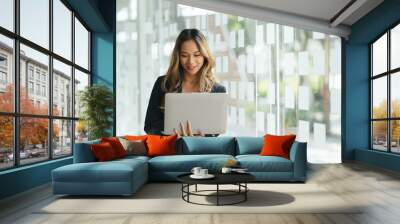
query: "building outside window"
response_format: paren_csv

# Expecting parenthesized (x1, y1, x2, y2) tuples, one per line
(0, 54, 7, 89)
(35, 70, 40, 81)
(41, 85, 46, 97)
(28, 81, 34, 94)
(28, 67, 34, 80)
(0, 71, 6, 84)
(0, 54, 6, 67)
(35, 83, 40, 95)
(41, 73, 46, 82)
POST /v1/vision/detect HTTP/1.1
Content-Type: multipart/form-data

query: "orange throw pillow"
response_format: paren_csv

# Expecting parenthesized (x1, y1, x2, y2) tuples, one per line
(101, 137, 127, 158)
(91, 142, 117, 161)
(125, 135, 148, 142)
(260, 134, 296, 159)
(146, 135, 178, 157)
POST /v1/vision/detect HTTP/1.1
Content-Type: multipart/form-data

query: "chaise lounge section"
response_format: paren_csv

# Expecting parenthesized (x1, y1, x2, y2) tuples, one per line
(52, 140, 149, 196)
(52, 136, 307, 196)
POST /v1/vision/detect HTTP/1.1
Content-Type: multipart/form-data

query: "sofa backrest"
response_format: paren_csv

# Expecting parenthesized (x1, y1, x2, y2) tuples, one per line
(178, 137, 236, 155)
(235, 137, 263, 155)
(73, 139, 100, 163)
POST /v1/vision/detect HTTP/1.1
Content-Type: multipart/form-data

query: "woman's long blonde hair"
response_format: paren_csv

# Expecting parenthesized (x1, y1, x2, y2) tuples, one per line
(162, 29, 216, 93)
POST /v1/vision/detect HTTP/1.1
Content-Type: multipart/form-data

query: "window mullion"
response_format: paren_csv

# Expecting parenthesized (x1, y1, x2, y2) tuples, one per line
(49, 0, 54, 160)
(370, 45, 373, 149)
(71, 11, 76, 155)
(388, 30, 391, 152)
(13, 0, 20, 167)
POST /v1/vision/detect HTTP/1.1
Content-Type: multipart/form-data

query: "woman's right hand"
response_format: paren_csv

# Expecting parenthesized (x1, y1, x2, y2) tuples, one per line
(173, 120, 204, 138)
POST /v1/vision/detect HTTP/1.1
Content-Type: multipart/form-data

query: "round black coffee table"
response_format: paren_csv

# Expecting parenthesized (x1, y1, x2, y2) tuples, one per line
(177, 173, 255, 206)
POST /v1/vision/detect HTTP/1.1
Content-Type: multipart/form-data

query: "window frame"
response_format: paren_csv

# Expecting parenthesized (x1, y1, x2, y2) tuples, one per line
(0, 0, 92, 171)
(370, 20, 400, 154)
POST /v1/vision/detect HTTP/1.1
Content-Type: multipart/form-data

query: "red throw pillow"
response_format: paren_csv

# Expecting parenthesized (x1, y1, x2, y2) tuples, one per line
(91, 142, 117, 161)
(260, 134, 296, 159)
(146, 135, 178, 157)
(101, 137, 127, 158)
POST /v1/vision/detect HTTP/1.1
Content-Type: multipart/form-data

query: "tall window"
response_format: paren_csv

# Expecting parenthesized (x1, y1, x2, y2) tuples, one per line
(371, 23, 400, 153)
(0, 0, 91, 170)
(117, 0, 342, 163)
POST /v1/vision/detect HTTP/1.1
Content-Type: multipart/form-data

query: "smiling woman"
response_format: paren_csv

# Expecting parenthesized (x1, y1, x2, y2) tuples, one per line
(144, 29, 226, 135)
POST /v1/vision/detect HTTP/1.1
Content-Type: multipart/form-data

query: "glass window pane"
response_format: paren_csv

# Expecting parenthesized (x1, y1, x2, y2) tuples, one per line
(391, 120, 400, 153)
(391, 24, 400, 70)
(75, 120, 88, 143)
(372, 34, 387, 75)
(53, 59, 72, 117)
(0, 34, 14, 113)
(74, 69, 89, 118)
(0, 116, 14, 170)
(0, 0, 14, 31)
(391, 72, 400, 118)
(20, 44, 49, 115)
(53, 119, 72, 158)
(372, 33, 387, 76)
(75, 18, 89, 70)
(20, 0, 49, 49)
(20, 117, 49, 165)
(372, 77, 387, 119)
(53, 0, 72, 60)
(372, 121, 388, 151)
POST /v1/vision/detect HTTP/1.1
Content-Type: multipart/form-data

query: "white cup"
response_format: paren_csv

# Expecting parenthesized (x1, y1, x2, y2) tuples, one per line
(221, 167, 232, 174)
(200, 169, 208, 176)
(191, 167, 202, 176)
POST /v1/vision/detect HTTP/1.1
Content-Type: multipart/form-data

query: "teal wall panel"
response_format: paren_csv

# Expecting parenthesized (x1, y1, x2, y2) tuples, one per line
(344, 44, 369, 159)
(92, 33, 114, 88)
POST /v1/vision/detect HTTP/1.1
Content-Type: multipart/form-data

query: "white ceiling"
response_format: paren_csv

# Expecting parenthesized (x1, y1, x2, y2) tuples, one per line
(224, 0, 351, 23)
(176, 0, 384, 38)
(222, 0, 383, 26)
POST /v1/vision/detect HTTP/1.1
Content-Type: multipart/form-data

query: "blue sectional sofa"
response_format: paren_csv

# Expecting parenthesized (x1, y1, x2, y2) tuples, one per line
(52, 137, 307, 196)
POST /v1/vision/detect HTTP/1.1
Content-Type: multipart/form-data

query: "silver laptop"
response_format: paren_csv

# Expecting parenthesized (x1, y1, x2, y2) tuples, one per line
(164, 93, 228, 135)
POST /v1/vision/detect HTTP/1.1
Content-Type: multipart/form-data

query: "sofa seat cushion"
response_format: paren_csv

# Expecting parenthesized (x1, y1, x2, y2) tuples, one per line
(149, 154, 235, 172)
(236, 155, 293, 172)
(53, 159, 147, 183)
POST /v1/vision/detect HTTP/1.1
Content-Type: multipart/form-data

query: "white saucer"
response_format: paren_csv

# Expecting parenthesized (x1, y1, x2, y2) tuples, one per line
(190, 174, 215, 179)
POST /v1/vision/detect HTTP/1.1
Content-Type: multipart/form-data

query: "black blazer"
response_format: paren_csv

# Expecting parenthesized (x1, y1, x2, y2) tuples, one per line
(144, 75, 226, 135)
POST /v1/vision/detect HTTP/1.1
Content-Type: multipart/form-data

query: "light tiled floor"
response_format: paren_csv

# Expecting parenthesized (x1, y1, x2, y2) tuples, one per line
(1, 162, 400, 224)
